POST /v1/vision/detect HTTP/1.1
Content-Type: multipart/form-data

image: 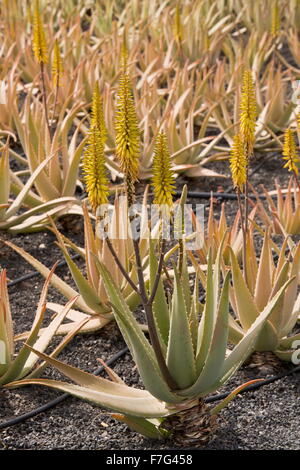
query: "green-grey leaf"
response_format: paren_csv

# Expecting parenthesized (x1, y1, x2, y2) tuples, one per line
(166, 265, 196, 389)
(95, 259, 181, 404)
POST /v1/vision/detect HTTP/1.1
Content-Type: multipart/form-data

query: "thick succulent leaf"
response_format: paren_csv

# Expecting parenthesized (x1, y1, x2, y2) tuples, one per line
(229, 247, 260, 331)
(178, 273, 230, 398)
(220, 278, 295, 385)
(195, 249, 217, 373)
(15, 303, 112, 340)
(0, 146, 10, 209)
(95, 260, 181, 404)
(189, 273, 200, 352)
(111, 414, 170, 439)
(0, 266, 56, 385)
(5, 155, 54, 219)
(166, 266, 196, 389)
(63, 136, 87, 196)
(280, 330, 300, 349)
(52, 225, 107, 314)
(16, 346, 153, 397)
(17, 297, 79, 379)
(268, 261, 289, 328)
(274, 238, 289, 277)
(6, 199, 76, 232)
(210, 379, 264, 416)
(4, 240, 93, 314)
(7, 378, 170, 418)
(26, 139, 60, 201)
(0, 270, 13, 375)
(254, 232, 273, 311)
(6, 347, 171, 417)
(181, 251, 192, 314)
(254, 321, 279, 352)
(280, 292, 300, 337)
(25, 318, 89, 379)
(149, 239, 169, 346)
(273, 349, 296, 362)
(281, 244, 300, 330)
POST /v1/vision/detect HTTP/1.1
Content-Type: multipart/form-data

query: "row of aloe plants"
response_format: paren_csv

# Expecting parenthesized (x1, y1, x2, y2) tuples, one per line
(1, 51, 300, 445)
(2, 0, 300, 235)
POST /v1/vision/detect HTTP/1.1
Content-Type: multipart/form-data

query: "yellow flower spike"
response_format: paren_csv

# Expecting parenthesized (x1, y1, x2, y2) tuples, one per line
(173, 3, 183, 44)
(297, 113, 300, 133)
(271, 0, 280, 38)
(282, 129, 300, 175)
(91, 82, 107, 143)
(83, 127, 109, 211)
(115, 70, 140, 203)
(230, 134, 248, 191)
(152, 132, 175, 207)
(52, 39, 63, 87)
(240, 70, 257, 155)
(32, 0, 48, 64)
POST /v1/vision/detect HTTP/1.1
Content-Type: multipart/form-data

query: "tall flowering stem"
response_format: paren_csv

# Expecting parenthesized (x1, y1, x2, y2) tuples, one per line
(239, 69, 257, 262)
(230, 133, 248, 282)
(32, 0, 51, 137)
(114, 57, 175, 388)
(150, 132, 175, 300)
(51, 39, 63, 131)
(282, 129, 300, 190)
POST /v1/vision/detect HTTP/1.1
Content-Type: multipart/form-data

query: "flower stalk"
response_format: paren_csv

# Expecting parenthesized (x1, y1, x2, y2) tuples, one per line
(32, 0, 51, 137)
(238, 69, 257, 284)
(230, 133, 248, 283)
(51, 39, 63, 132)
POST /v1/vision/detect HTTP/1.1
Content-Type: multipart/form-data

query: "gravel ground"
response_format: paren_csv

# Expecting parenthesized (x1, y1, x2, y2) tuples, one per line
(0, 156, 299, 450)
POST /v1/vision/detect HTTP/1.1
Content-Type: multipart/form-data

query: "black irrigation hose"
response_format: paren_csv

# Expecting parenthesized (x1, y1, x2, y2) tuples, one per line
(7, 253, 81, 288)
(0, 350, 299, 431)
(0, 346, 129, 431)
(174, 191, 269, 201)
(205, 364, 300, 404)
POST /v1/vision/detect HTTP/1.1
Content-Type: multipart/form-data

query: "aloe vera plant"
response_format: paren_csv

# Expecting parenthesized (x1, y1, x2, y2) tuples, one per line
(0, 266, 83, 386)
(0, 144, 76, 233)
(9, 96, 85, 230)
(188, 197, 258, 266)
(226, 232, 300, 361)
(256, 179, 300, 236)
(8, 241, 291, 443)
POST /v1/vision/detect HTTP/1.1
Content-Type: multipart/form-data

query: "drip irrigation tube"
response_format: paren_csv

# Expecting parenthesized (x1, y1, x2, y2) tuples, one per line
(0, 347, 129, 430)
(0, 351, 299, 431)
(7, 253, 81, 288)
(174, 191, 269, 201)
(205, 364, 300, 403)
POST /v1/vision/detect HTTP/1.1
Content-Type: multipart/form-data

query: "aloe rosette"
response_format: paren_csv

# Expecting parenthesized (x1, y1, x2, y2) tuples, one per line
(0, 266, 84, 387)
(227, 232, 300, 361)
(7, 242, 292, 442)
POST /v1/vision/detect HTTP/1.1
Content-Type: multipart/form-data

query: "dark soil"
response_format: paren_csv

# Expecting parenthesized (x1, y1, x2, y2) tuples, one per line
(0, 156, 299, 450)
